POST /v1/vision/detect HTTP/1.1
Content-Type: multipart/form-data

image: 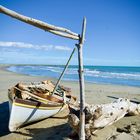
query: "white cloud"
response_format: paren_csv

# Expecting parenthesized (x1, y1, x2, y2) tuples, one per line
(54, 46, 71, 51)
(0, 41, 72, 51)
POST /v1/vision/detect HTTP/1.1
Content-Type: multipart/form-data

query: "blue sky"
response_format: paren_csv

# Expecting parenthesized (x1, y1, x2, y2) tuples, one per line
(0, 0, 140, 66)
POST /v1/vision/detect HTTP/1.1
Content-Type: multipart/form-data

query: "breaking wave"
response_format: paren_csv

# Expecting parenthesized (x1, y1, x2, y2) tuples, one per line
(7, 65, 140, 87)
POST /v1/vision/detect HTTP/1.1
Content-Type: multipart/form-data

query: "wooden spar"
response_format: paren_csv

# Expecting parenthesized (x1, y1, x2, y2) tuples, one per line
(0, 5, 79, 40)
(76, 17, 86, 140)
(47, 30, 79, 40)
(51, 47, 76, 96)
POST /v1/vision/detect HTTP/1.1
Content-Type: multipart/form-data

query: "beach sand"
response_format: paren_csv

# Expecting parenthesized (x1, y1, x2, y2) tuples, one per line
(0, 65, 140, 140)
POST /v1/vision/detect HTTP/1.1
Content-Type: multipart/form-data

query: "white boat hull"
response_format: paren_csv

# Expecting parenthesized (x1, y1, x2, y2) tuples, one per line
(7, 80, 75, 132)
(8, 98, 65, 132)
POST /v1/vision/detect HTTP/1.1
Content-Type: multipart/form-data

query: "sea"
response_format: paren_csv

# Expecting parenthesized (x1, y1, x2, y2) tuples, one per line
(7, 65, 140, 87)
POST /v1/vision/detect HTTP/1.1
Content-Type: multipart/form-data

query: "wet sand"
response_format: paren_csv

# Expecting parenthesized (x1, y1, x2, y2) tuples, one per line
(0, 65, 140, 140)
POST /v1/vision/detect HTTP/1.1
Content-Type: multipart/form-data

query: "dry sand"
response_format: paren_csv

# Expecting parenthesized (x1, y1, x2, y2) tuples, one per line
(0, 65, 140, 140)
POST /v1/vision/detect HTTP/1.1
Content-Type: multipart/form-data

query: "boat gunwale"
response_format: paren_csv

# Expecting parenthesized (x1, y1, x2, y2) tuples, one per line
(8, 91, 65, 110)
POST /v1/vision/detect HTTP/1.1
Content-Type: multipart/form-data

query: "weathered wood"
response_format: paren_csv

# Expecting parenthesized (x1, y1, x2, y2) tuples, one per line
(14, 86, 50, 104)
(52, 47, 76, 96)
(68, 98, 140, 139)
(48, 30, 79, 40)
(17, 81, 55, 92)
(0, 5, 79, 40)
(76, 17, 86, 140)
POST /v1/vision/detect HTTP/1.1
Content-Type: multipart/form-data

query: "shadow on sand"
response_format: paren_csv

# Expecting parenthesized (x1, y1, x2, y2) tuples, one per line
(0, 101, 10, 137)
(16, 123, 78, 140)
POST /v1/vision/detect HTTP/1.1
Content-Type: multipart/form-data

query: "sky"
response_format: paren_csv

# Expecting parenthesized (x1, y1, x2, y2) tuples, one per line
(0, 0, 140, 66)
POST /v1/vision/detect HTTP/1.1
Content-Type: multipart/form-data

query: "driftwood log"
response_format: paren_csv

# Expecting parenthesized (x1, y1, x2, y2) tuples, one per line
(0, 5, 79, 40)
(68, 98, 140, 140)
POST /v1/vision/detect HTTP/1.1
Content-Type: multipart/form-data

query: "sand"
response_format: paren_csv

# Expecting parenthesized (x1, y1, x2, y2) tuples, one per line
(0, 65, 140, 140)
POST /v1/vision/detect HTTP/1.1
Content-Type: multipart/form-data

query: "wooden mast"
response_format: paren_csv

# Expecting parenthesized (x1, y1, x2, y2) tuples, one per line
(76, 17, 86, 140)
(0, 5, 86, 139)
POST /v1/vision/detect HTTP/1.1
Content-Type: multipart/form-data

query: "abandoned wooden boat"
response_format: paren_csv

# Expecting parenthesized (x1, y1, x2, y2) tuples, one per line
(8, 80, 76, 132)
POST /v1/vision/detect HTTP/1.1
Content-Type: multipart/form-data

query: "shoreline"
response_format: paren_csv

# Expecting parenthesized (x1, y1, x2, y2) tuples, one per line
(3, 64, 140, 88)
(0, 64, 140, 139)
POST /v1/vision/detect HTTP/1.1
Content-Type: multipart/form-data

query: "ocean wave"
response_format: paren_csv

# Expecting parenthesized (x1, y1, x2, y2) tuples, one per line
(7, 65, 140, 87)
(8, 65, 140, 80)
(84, 70, 140, 80)
(44, 66, 78, 75)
